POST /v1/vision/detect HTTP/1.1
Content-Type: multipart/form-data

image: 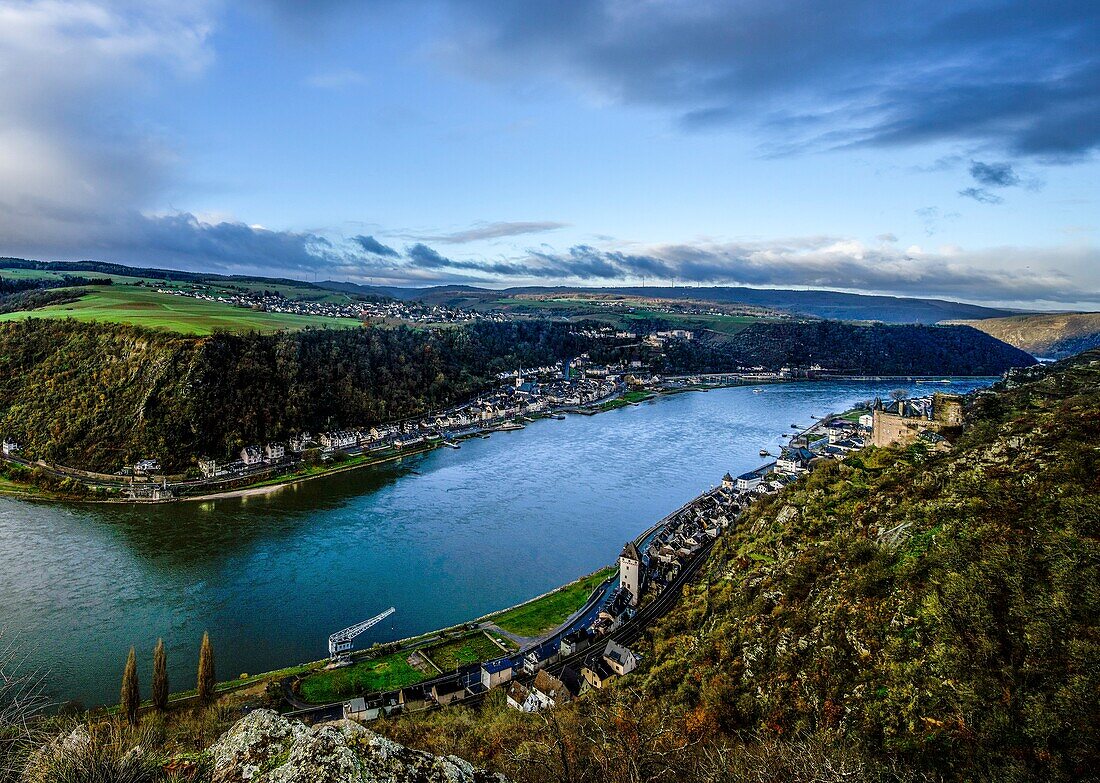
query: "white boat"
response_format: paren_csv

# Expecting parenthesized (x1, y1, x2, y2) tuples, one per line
(753, 388, 763, 393)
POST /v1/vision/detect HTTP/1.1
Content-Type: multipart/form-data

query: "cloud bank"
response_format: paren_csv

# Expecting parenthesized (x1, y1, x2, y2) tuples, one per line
(430, 0, 1100, 159)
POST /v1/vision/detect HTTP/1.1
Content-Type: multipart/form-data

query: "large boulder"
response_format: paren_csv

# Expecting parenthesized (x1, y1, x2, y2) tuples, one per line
(209, 709, 506, 783)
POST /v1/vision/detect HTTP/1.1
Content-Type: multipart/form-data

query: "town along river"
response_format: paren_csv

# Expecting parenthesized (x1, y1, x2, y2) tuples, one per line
(0, 379, 993, 706)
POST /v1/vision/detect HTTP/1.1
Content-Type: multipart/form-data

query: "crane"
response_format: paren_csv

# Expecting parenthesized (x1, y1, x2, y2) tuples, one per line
(328, 607, 396, 661)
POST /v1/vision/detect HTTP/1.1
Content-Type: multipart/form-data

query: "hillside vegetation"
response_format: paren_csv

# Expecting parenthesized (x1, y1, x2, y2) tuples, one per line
(617, 321, 1036, 376)
(955, 312, 1100, 358)
(378, 351, 1100, 783)
(0, 319, 590, 472)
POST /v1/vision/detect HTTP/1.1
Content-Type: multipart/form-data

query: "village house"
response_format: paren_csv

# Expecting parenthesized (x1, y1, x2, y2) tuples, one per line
(264, 443, 285, 462)
(288, 432, 311, 452)
(602, 639, 638, 676)
(134, 458, 160, 475)
(505, 681, 539, 712)
(240, 446, 262, 466)
(1, 439, 20, 456)
(197, 457, 218, 478)
(319, 430, 357, 451)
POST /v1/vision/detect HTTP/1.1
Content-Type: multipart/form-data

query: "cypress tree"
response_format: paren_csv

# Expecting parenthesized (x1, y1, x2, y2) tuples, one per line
(120, 646, 140, 726)
(152, 638, 169, 711)
(197, 631, 216, 705)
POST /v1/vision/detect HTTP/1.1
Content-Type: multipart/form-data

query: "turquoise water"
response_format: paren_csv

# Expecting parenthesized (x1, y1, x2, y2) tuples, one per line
(0, 379, 991, 706)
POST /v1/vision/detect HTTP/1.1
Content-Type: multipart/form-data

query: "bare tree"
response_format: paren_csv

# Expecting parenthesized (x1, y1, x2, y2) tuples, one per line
(0, 632, 46, 783)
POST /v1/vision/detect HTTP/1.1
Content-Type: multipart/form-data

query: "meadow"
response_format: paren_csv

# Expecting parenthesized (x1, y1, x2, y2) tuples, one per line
(0, 285, 357, 335)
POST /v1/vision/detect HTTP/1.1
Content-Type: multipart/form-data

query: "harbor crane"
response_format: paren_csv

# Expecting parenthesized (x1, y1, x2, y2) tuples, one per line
(328, 607, 396, 661)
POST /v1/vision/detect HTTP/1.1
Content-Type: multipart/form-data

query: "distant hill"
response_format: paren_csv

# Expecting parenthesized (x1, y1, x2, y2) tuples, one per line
(953, 312, 1100, 358)
(320, 281, 1022, 324)
(1, 259, 1021, 323)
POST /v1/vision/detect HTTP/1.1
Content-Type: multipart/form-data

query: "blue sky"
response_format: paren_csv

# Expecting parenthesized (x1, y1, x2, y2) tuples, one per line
(0, 0, 1098, 307)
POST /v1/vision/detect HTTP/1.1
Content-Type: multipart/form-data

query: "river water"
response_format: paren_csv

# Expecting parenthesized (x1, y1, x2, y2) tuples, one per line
(0, 379, 991, 706)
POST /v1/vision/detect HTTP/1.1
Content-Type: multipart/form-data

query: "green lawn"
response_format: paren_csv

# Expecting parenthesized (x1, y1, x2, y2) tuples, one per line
(298, 651, 430, 703)
(0, 285, 358, 335)
(490, 567, 614, 637)
(423, 632, 510, 671)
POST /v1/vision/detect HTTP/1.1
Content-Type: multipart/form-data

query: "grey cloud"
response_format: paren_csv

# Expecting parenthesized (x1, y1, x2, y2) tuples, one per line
(353, 235, 400, 257)
(394, 236, 1099, 305)
(413, 221, 568, 244)
(969, 161, 1021, 188)
(958, 187, 1005, 204)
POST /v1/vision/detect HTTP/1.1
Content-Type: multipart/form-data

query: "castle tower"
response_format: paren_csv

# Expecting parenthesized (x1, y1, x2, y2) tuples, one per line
(619, 541, 642, 606)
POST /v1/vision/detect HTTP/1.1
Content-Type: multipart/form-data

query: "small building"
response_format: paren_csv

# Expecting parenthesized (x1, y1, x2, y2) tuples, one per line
(560, 629, 593, 656)
(398, 684, 431, 711)
(197, 457, 218, 478)
(857, 414, 874, 429)
(721, 472, 734, 490)
(240, 445, 262, 466)
(480, 658, 513, 690)
(1, 439, 20, 456)
(264, 443, 285, 462)
(431, 679, 466, 706)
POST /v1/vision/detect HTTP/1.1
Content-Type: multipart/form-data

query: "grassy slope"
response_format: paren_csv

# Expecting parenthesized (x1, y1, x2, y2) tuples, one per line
(955, 312, 1100, 358)
(0, 286, 355, 334)
(490, 567, 614, 637)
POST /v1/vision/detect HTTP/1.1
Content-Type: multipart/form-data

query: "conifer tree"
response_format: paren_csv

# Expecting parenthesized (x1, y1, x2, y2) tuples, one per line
(120, 646, 140, 726)
(152, 638, 169, 711)
(197, 631, 216, 705)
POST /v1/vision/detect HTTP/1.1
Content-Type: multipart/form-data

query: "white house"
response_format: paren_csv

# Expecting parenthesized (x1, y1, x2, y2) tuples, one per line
(1, 439, 20, 456)
(134, 458, 160, 475)
(736, 470, 763, 491)
(602, 640, 638, 676)
(240, 446, 262, 466)
(197, 457, 218, 478)
(264, 443, 285, 462)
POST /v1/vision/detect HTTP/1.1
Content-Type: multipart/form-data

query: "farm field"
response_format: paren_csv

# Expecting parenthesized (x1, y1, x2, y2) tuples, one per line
(489, 566, 614, 637)
(0, 285, 358, 335)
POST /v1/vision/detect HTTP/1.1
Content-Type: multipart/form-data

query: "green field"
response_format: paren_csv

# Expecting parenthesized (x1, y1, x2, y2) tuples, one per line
(423, 632, 511, 671)
(298, 651, 430, 703)
(489, 567, 614, 637)
(0, 285, 358, 335)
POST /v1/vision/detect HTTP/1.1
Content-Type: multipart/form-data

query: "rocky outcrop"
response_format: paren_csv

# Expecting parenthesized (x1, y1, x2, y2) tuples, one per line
(209, 709, 507, 783)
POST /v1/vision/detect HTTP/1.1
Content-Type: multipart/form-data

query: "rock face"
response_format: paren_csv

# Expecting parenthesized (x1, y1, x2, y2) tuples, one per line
(209, 710, 507, 783)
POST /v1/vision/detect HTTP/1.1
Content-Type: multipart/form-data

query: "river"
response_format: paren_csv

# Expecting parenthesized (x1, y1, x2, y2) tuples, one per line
(0, 379, 991, 706)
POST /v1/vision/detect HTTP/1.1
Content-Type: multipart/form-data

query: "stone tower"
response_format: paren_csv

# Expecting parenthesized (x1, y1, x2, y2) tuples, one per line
(619, 541, 642, 606)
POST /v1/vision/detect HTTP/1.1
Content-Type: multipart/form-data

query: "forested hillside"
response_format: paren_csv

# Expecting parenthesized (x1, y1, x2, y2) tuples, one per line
(0, 319, 590, 472)
(0, 318, 1033, 474)
(379, 351, 1100, 783)
(632, 321, 1035, 376)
